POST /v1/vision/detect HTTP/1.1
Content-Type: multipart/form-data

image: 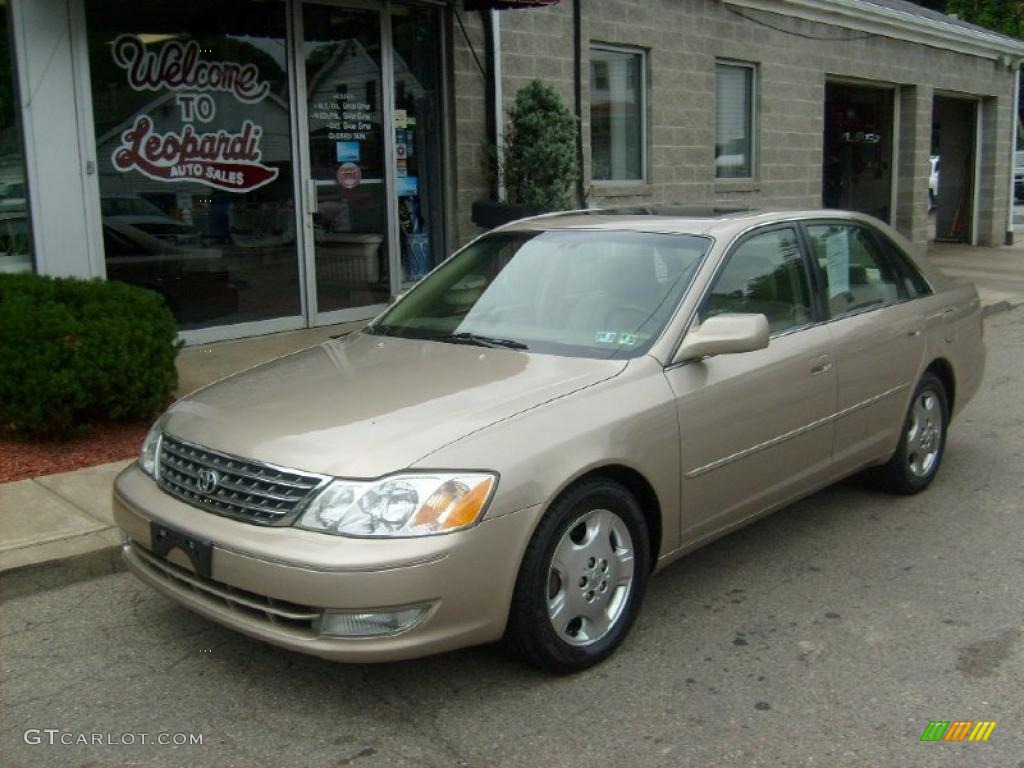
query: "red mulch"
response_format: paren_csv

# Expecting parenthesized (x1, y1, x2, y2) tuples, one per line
(0, 419, 152, 483)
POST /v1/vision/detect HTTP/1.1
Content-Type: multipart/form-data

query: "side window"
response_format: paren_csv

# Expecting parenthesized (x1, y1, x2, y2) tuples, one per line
(702, 227, 812, 334)
(878, 234, 933, 297)
(806, 223, 906, 318)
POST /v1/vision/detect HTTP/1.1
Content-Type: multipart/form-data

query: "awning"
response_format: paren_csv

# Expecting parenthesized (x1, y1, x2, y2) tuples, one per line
(463, 1, 560, 10)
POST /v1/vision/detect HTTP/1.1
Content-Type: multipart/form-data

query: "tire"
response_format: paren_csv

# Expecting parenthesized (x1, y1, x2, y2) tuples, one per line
(867, 372, 949, 495)
(504, 478, 651, 673)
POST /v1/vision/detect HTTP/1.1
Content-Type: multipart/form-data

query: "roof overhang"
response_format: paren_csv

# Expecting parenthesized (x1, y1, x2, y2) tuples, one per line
(724, 0, 1024, 62)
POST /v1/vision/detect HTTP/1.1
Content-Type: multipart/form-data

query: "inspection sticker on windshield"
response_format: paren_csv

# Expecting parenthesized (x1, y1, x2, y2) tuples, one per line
(596, 331, 639, 346)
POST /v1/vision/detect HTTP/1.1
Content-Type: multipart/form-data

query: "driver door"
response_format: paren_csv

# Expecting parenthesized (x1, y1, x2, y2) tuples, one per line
(663, 225, 837, 546)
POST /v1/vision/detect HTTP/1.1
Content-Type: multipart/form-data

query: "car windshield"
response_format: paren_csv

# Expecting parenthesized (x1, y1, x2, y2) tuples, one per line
(368, 229, 712, 358)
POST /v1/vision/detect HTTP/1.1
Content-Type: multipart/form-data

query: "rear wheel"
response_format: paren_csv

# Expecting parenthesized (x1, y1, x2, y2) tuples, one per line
(868, 372, 949, 494)
(504, 478, 650, 673)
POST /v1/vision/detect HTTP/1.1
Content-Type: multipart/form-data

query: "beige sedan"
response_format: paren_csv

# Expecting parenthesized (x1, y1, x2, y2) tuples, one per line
(114, 208, 985, 672)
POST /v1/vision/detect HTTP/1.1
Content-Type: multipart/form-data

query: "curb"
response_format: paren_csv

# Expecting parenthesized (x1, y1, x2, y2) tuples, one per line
(0, 543, 125, 602)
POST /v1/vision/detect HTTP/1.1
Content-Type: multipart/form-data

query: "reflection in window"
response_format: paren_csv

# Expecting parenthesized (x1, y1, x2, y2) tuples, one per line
(0, 0, 33, 273)
(304, 5, 390, 314)
(392, 6, 444, 285)
(590, 46, 645, 182)
(715, 62, 755, 180)
(85, 1, 300, 330)
(703, 228, 811, 333)
(806, 224, 905, 317)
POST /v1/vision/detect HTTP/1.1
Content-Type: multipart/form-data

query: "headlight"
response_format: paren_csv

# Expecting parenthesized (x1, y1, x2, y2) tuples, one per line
(296, 472, 496, 537)
(139, 424, 162, 477)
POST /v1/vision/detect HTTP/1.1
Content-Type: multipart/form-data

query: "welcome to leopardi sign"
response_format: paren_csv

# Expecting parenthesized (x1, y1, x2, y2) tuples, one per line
(109, 35, 279, 193)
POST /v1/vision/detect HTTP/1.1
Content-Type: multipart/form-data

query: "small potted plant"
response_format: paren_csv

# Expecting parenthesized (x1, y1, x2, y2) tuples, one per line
(472, 80, 580, 229)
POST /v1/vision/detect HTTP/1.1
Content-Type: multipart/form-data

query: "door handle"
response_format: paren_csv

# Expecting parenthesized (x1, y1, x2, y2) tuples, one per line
(307, 179, 319, 215)
(810, 355, 833, 375)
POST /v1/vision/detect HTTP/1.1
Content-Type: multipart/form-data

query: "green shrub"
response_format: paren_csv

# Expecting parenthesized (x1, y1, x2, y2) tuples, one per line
(503, 80, 580, 212)
(0, 273, 180, 437)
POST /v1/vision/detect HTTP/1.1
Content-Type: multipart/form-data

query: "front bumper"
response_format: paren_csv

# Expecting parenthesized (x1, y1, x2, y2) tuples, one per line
(113, 463, 542, 662)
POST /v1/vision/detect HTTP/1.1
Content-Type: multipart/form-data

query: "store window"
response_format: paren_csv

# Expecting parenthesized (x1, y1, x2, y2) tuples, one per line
(590, 45, 646, 183)
(84, 1, 299, 330)
(0, 0, 33, 273)
(715, 61, 756, 180)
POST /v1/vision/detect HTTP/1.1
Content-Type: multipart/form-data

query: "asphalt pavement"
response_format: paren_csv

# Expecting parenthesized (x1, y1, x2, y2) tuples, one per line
(2, 311, 1023, 768)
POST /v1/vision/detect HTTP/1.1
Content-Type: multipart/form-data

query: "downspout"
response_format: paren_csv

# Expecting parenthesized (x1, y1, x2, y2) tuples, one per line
(1008, 61, 1021, 245)
(573, 0, 585, 207)
(491, 10, 505, 202)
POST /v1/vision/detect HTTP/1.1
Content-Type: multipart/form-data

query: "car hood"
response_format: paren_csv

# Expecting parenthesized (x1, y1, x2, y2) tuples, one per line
(162, 332, 627, 477)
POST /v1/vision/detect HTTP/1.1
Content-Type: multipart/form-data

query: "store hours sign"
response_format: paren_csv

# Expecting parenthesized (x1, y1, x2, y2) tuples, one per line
(109, 35, 279, 193)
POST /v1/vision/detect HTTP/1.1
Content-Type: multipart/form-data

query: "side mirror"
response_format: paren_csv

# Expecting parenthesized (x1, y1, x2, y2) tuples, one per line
(674, 313, 770, 364)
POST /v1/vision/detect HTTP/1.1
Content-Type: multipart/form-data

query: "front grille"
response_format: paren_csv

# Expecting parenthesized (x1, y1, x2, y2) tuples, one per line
(156, 433, 328, 525)
(131, 543, 318, 633)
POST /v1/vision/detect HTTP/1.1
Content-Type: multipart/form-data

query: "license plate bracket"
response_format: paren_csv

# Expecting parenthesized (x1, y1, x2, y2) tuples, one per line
(149, 521, 213, 579)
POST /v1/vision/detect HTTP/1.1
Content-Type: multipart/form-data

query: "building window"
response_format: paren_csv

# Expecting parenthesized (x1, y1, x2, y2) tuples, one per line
(84, 0, 300, 331)
(590, 45, 646, 183)
(715, 61, 756, 180)
(0, 0, 34, 273)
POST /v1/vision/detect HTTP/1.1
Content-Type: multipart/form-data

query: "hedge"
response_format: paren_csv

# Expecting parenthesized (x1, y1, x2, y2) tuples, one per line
(0, 273, 180, 438)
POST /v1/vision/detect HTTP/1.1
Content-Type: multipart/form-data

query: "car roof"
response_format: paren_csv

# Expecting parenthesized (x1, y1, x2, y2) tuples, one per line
(491, 205, 948, 293)
(496, 206, 879, 237)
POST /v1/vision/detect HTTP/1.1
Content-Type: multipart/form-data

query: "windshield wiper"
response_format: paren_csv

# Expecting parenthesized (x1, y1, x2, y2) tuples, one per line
(435, 332, 529, 350)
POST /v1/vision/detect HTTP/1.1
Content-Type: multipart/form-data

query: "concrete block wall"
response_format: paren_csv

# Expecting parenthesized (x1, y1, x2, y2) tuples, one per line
(451, 0, 1018, 250)
(895, 85, 934, 250)
(451, 10, 491, 247)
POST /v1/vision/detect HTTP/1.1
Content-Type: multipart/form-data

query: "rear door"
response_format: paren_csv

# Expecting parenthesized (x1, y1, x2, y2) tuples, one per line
(665, 225, 837, 546)
(801, 220, 927, 476)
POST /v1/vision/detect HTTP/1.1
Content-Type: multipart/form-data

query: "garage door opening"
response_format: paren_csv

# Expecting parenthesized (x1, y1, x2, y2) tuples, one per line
(823, 83, 895, 222)
(931, 96, 978, 243)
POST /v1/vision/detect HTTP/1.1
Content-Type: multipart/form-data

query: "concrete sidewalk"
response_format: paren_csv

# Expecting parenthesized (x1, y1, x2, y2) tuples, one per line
(927, 241, 1024, 314)
(2, 245, 1023, 601)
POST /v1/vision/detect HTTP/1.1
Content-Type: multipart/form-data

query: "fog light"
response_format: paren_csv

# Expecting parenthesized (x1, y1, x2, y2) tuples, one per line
(315, 605, 430, 638)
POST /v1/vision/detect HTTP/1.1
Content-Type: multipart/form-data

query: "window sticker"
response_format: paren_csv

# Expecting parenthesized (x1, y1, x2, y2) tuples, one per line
(825, 230, 850, 297)
(596, 331, 640, 345)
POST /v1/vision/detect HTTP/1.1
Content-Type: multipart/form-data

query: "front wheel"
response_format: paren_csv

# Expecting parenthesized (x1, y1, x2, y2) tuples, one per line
(504, 479, 650, 673)
(868, 372, 949, 494)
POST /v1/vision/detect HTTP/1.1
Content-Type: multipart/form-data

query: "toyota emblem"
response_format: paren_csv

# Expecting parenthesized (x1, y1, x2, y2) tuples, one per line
(196, 468, 220, 495)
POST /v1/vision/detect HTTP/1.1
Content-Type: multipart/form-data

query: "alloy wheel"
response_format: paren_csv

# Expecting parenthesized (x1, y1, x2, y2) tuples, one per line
(906, 389, 943, 478)
(546, 508, 635, 646)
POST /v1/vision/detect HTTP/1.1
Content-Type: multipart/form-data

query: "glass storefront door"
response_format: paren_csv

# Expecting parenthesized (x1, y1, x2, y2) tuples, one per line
(298, 0, 445, 324)
(302, 3, 390, 316)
